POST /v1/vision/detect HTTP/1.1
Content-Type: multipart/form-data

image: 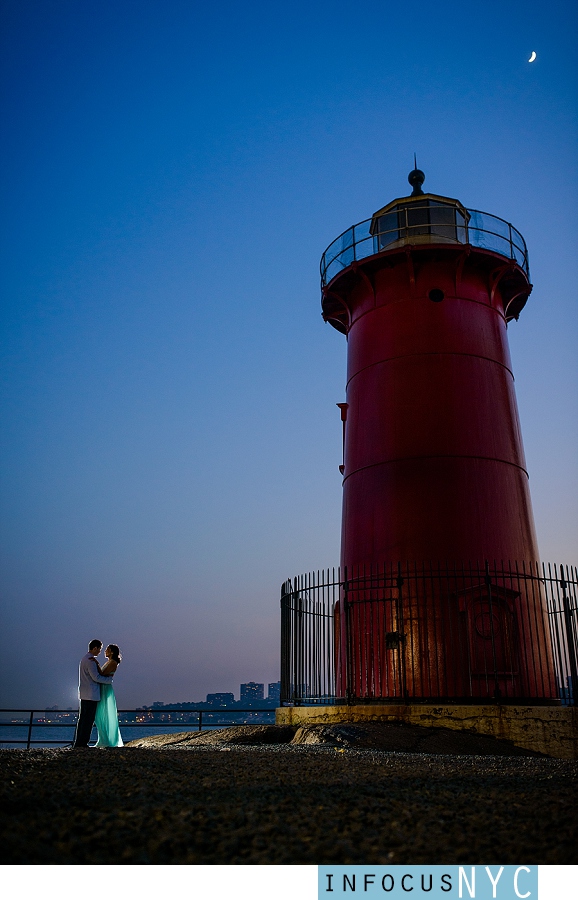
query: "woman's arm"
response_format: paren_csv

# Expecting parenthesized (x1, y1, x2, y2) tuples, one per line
(87, 658, 112, 683)
(100, 660, 118, 676)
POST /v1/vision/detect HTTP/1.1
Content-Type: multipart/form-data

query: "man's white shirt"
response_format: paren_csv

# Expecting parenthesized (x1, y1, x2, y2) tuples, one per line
(78, 652, 113, 701)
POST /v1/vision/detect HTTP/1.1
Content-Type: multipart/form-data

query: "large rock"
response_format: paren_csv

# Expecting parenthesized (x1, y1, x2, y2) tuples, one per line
(126, 724, 297, 749)
(290, 722, 544, 755)
(125, 721, 543, 755)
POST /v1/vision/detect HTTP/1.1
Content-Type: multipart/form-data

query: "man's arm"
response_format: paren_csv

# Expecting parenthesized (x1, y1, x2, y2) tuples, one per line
(87, 658, 113, 684)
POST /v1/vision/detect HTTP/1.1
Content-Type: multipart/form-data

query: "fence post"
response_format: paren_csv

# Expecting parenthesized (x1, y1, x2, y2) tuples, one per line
(280, 581, 288, 705)
(485, 561, 501, 701)
(26, 710, 34, 750)
(396, 562, 407, 700)
(291, 579, 299, 705)
(560, 567, 578, 707)
(344, 569, 354, 704)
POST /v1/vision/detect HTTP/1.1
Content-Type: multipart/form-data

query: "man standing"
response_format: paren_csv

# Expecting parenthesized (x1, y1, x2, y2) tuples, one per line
(72, 640, 113, 748)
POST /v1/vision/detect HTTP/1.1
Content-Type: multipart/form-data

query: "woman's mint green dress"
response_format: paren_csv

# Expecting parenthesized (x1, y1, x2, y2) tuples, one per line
(95, 683, 123, 747)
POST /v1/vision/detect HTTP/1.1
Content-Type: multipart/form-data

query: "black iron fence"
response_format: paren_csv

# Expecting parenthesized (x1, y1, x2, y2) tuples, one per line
(281, 562, 577, 706)
(0, 708, 276, 749)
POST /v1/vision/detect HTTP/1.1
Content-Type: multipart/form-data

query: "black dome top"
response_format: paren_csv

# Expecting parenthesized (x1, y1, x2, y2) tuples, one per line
(408, 166, 425, 196)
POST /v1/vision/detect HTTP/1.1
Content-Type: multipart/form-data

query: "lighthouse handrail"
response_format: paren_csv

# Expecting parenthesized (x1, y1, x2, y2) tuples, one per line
(320, 207, 529, 288)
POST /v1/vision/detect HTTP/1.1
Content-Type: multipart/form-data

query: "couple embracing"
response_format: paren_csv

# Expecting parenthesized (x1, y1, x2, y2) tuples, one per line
(73, 639, 123, 748)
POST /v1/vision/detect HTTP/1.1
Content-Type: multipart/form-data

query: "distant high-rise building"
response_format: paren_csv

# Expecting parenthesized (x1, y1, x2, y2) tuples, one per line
(206, 692, 235, 707)
(268, 682, 281, 702)
(240, 682, 264, 703)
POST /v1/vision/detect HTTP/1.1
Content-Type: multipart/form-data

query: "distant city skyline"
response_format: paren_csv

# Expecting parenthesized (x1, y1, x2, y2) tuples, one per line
(37, 678, 283, 710)
(1, 0, 576, 709)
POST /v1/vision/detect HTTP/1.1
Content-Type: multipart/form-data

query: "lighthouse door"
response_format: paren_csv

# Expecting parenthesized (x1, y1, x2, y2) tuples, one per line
(458, 585, 521, 699)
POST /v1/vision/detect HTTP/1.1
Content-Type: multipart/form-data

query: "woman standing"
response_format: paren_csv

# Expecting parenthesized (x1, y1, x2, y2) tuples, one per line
(95, 644, 124, 748)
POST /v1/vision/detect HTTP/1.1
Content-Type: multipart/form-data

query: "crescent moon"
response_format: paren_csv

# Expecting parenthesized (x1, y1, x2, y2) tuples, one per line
(528, 51, 537, 62)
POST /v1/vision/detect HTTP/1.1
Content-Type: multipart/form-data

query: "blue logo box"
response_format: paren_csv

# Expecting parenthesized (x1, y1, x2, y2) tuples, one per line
(318, 866, 537, 900)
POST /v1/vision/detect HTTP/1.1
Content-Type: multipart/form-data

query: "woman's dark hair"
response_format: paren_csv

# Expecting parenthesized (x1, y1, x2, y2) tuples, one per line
(107, 644, 122, 663)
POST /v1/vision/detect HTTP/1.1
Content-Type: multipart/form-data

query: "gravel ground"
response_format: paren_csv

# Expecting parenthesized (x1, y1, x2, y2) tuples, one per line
(2, 739, 577, 864)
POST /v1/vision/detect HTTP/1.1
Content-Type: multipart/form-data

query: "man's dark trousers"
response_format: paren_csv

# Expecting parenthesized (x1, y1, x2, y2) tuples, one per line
(73, 699, 98, 747)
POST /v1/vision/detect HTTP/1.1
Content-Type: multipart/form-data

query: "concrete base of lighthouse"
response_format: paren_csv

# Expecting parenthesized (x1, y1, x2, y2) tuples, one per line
(276, 703, 578, 760)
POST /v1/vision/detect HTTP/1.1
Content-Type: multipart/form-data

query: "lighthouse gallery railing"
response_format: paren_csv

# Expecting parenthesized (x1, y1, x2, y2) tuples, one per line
(320, 207, 529, 288)
(280, 562, 577, 706)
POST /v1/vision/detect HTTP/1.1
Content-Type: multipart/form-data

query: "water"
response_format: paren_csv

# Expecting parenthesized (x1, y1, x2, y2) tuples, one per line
(0, 724, 208, 747)
(0, 711, 276, 749)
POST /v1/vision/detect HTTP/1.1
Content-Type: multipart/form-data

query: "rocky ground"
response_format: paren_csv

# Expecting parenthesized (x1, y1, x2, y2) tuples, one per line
(1, 723, 577, 864)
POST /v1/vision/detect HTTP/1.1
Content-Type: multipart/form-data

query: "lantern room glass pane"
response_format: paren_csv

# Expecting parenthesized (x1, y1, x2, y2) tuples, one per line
(375, 210, 399, 251)
(406, 203, 430, 236)
(429, 201, 458, 241)
(456, 208, 467, 243)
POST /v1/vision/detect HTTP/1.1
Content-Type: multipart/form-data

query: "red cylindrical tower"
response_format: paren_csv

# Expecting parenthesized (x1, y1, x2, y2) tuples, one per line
(322, 167, 555, 700)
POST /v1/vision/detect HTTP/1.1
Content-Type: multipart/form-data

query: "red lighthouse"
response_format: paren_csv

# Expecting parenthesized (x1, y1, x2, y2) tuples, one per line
(321, 167, 556, 701)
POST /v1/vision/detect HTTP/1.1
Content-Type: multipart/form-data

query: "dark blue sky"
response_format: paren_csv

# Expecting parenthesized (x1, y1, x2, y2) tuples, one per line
(1, 0, 576, 707)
